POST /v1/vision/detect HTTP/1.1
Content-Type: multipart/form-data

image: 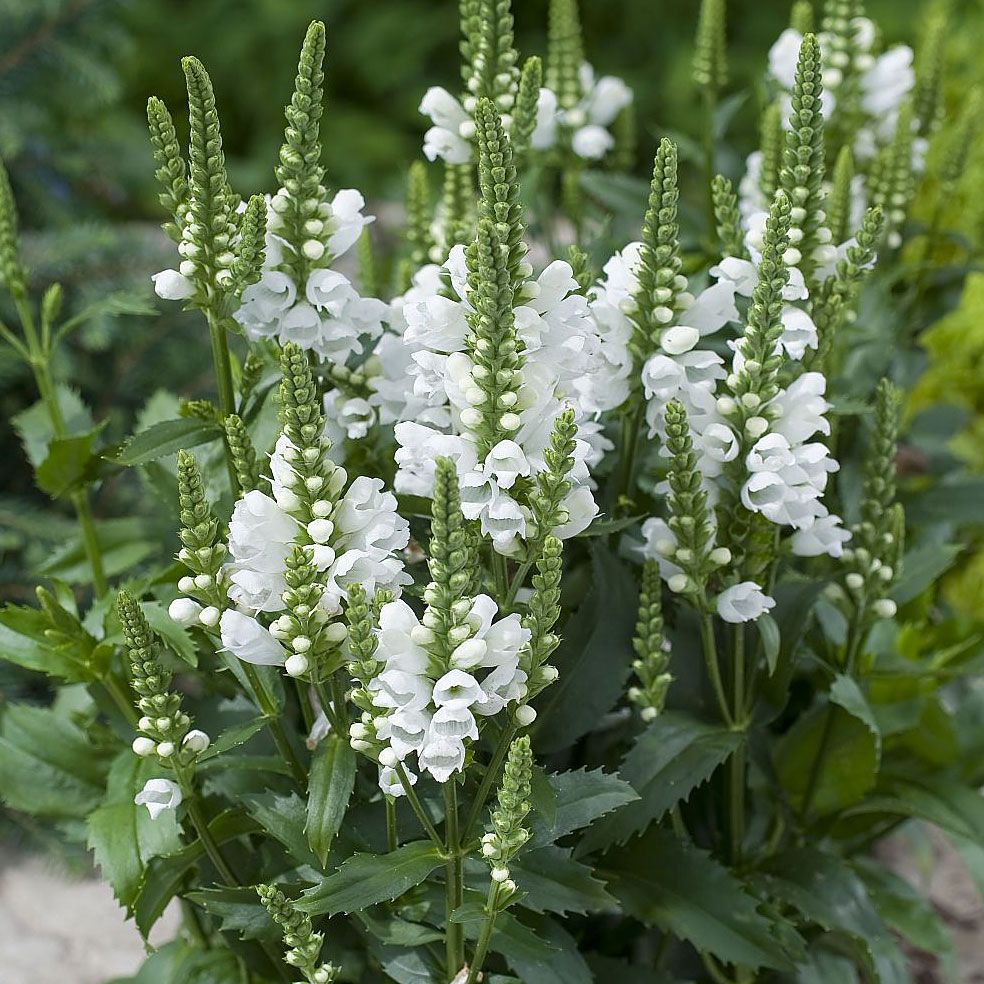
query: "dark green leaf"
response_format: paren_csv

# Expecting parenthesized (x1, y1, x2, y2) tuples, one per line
(297, 841, 444, 916)
(604, 829, 802, 971)
(528, 767, 637, 849)
(890, 543, 963, 604)
(578, 712, 741, 854)
(87, 753, 182, 912)
(306, 734, 357, 867)
(533, 544, 638, 753)
(244, 791, 317, 865)
(197, 717, 267, 762)
(109, 418, 220, 466)
(512, 846, 616, 915)
(0, 703, 111, 818)
(185, 886, 277, 941)
(774, 675, 880, 816)
(762, 848, 908, 984)
(35, 428, 103, 497)
(134, 811, 260, 938)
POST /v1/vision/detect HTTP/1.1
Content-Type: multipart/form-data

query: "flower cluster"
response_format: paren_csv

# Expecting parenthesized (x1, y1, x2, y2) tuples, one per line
(388, 104, 606, 554)
(216, 345, 410, 677)
(349, 459, 532, 793)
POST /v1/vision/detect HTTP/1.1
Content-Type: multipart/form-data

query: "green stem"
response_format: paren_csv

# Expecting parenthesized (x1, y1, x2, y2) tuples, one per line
(394, 760, 444, 849)
(703, 87, 718, 250)
(464, 882, 502, 984)
(205, 308, 241, 494)
(185, 795, 238, 886)
(463, 722, 516, 841)
(29, 355, 108, 596)
(699, 611, 733, 727)
(240, 662, 307, 785)
(491, 552, 510, 608)
(444, 782, 464, 979)
(329, 670, 350, 733)
(729, 626, 747, 865)
(611, 403, 645, 512)
(385, 797, 398, 852)
(102, 671, 139, 727)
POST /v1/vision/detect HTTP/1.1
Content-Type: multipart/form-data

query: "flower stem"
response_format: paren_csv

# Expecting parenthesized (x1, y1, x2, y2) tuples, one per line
(728, 626, 747, 865)
(464, 881, 501, 984)
(394, 761, 443, 849)
(385, 797, 398, 852)
(491, 552, 510, 608)
(101, 670, 139, 727)
(699, 610, 733, 727)
(611, 403, 645, 513)
(185, 794, 238, 886)
(240, 661, 307, 785)
(205, 308, 241, 494)
(444, 782, 464, 979)
(463, 722, 516, 841)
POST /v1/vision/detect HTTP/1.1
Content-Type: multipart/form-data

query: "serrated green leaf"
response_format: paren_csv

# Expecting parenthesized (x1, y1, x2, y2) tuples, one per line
(757, 613, 780, 676)
(774, 675, 880, 816)
(604, 829, 802, 972)
(35, 427, 104, 497)
(55, 289, 158, 346)
(528, 767, 637, 849)
(245, 791, 317, 865)
(762, 848, 908, 984)
(0, 603, 93, 680)
(532, 545, 638, 753)
(197, 717, 267, 763)
(0, 703, 111, 818)
(185, 886, 278, 941)
(306, 734, 356, 867)
(297, 841, 444, 916)
(109, 418, 220, 466)
(12, 388, 93, 468)
(87, 753, 182, 912)
(578, 712, 741, 854)
(134, 811, 260, 938)
(512, 846, 616, 915)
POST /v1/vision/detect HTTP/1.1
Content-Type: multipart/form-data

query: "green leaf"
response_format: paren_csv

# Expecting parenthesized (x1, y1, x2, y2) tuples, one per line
(184, 886, 278, 941)
(890, 543, 963, 604)
(578, 712, 741, 854)
(762, 848, 908, 984)
(533, 544, 638, 753)
(774, 675, 880, 816)
(841, 774, 984, 842)
(0, 703, 111, 818)
(13, 387, 93, 468)
(604, 829, 802, 972)
(134, 811, 260, 938)
(297, 841, 444, 916)
(855, 859, 955, 972)
(0, 603, 93, 680)
(501, 915, 592, 984)
(512, 846, 616, 915)
(55, 289, 158, 345)
(109, 418, 220, 466)
(87, 753, 182, 912)
(244, 791, 317, 865)
(528, 767, 637, 849)
(35, 427, 104, 497)
(197, 716, 267, 762)
(756, 613, 780, 676)
(306, 734, 356, 867)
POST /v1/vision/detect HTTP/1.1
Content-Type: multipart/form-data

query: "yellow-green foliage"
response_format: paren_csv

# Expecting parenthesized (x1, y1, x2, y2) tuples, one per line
(910, 273, 984, 470)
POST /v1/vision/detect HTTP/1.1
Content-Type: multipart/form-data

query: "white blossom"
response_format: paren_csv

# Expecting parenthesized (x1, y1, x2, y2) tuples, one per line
(134, 778, 182, 820)
(716, 582, 776, 623)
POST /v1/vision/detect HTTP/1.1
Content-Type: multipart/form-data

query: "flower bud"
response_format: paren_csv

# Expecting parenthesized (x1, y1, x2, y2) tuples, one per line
(285, 653, 309, 677)
(182, 729, 210, 753)
(132, 736, 156, 757)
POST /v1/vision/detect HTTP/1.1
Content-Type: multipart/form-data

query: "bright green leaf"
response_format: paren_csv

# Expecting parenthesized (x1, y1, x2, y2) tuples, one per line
(306, 734, 356, 867)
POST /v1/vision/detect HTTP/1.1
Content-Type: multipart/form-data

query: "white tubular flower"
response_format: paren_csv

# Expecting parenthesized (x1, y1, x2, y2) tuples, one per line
(418, 736, 466, 783)
(220, 610, 287, 666)
(168, 597, 203, 626)
(134, 778, 182, 820)
(572, 124, 614, 160)
(370, 669, 433, 713)
(432, 669, 486, 709)
(152, 269, 194, 300)
(420, 86, 473, 164)
(716, 582, 776, 623)
(182, 729, 210, 753)
(326, 189, 374, 258)
(791, 512, 852, 558)
(530, 87, 559, 149)
(376, 600, 430, 674)
(226, 490, 297, 611)
(379, 764, 416, 797)
(429, 704, 480, 742)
